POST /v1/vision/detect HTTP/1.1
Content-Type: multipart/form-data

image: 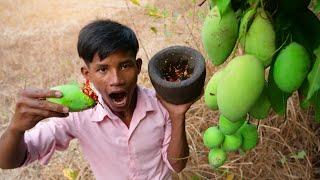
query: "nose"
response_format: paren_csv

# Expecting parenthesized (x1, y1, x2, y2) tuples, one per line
(109, 69, 125, 86)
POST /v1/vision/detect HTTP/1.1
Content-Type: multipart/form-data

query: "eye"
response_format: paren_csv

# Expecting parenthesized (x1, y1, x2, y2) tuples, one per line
(120, 62, 131, 70)
(98, 67, 107, 73)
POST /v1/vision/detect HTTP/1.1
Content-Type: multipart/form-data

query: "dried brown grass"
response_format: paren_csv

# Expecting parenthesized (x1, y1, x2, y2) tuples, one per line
(0, 0, 319, 179)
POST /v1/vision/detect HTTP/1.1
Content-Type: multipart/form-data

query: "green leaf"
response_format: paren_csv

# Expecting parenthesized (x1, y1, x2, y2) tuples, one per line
(191, 175, 201, 180)
(290, 150, 306, 160)
(129, 0, 140, 6)
(216, 0, 231, 16)
(312, 91, 320, 123)
(267, 65, 291, 116)
(315, 46, 320, 57)
(145, 5, 167, 18)
(315, 0, 320, 13)
(239, 8, 256, 47)
(306, 55, 320, 100)
(150, 27, 157, 33)
(298, 80, 311, 109)
(209, 0, 217, 8)
(280, 156, 287, 165)
(247, 0, 258, 5)
(63, 168, 78, 180)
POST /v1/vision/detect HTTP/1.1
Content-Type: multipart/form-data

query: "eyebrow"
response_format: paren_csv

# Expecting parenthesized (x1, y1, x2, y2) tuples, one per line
(120, 59, 134, 64)
(95, 58, 134, 67)
(96, 64, 108, 68)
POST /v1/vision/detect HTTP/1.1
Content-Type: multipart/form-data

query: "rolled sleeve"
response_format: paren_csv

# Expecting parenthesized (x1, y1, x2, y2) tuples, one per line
(21, 114, 77, 166)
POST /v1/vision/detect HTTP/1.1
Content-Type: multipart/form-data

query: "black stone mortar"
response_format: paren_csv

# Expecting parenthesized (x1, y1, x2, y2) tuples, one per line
(148, 45, 206, 104)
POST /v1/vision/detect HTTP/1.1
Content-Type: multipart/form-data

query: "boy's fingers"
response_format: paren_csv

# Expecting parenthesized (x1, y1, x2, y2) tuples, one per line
(20, 89, 62, 98)
(25, 98, 69, 113)
(26, 107, 69, 120)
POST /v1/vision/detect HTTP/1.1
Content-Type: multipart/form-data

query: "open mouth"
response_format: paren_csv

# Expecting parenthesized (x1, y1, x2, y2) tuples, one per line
(109, 92, 127, 106)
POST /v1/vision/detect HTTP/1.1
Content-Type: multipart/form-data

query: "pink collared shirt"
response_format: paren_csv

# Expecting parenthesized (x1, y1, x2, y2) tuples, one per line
(22, 86, 175, 180)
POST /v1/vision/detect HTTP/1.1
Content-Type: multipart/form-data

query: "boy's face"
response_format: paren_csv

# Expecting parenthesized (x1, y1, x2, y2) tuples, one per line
(81, 50, 142, 113)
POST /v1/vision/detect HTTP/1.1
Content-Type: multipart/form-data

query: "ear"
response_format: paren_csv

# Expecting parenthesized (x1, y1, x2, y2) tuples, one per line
(81, 65, 90, 80)
(136, 58, 142, 74)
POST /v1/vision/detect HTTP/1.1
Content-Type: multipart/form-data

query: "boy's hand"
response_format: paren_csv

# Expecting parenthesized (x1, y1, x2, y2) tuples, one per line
(9, 89, 69, 134)
(156, 89, 203, 120)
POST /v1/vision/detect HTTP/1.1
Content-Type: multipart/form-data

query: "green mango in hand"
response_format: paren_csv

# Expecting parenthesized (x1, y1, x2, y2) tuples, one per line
(47, 82, 97, 112)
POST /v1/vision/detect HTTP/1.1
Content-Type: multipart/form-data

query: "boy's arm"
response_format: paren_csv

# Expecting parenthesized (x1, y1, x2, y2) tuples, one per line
(0, 89, 68, 169)
(0, 128, 27, 169)
(166, 113, 189, 173)
(157, 95, 198, 173)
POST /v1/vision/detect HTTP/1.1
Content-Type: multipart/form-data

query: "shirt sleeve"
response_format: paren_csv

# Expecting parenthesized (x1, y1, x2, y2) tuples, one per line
(21, 113, 78, 166)
(160, 104, 176, 172)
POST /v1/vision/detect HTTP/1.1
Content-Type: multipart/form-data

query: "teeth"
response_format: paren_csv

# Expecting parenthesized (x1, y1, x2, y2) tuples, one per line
(110, 93, 126, 103)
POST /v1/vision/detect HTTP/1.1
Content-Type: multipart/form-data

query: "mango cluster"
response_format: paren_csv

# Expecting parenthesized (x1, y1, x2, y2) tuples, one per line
(203, 115, 258, 168)
(201, 0, 320, 168)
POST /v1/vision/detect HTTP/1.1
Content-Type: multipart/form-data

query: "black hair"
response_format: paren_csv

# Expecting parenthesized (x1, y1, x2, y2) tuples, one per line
(77, 19, 139, 64)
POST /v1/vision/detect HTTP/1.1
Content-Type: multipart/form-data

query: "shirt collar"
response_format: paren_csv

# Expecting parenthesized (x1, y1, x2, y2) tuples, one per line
(90, 85, 156, 122)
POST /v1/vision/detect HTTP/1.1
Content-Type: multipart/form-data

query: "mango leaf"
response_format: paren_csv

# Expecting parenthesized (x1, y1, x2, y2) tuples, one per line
(298, 80, 311, 109)
(209, 0, 217, 8)
(315, 0, 320, 13)
(306, 55, 320, 100)
(238, 8, 256, 47)
(267, 65, 291, 116)
(313, 91, 320, 123)
(291, 9, 320, 53)
(129, 0, 140, 6)
(247, 0, 258, 5)
(216, 0, 231, 16)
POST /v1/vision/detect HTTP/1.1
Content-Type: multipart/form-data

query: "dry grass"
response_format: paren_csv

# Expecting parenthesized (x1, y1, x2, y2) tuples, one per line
(0, 0, 319, 179)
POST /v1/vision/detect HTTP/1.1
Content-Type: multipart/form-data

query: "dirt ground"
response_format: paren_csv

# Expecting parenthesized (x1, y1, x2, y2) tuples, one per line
(1, 0, 319, 180)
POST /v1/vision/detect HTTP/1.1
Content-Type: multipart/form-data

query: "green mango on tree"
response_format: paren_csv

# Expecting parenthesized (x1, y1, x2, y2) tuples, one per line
(204, 70, 225, 110)
(273, 42, 311, 93)
(244, 8, 276, 67)
(217, 55, 265, 122)
(201, 5, 238, 65)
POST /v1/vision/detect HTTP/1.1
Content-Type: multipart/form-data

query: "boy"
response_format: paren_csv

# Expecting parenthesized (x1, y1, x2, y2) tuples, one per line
(0, 19, 198, 179)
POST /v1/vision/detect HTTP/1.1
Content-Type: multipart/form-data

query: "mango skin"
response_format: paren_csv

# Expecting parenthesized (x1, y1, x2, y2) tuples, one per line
(218, 115, 245, 135)
(208, 148, 227, 168)
(203, 126, 225, 148)
(201, 6, 238, 65)
(273, 42, 311, 93)
(204, 70, 225, 110)
(239, 8, 256, 46)
(47, 83, 96, 112)
(249, 84, 271, 119)
(245, 9, 276, 67)
(238, 123, 258, 151)
(217, 55, 265, 122)
(222, 133, 243, 152)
